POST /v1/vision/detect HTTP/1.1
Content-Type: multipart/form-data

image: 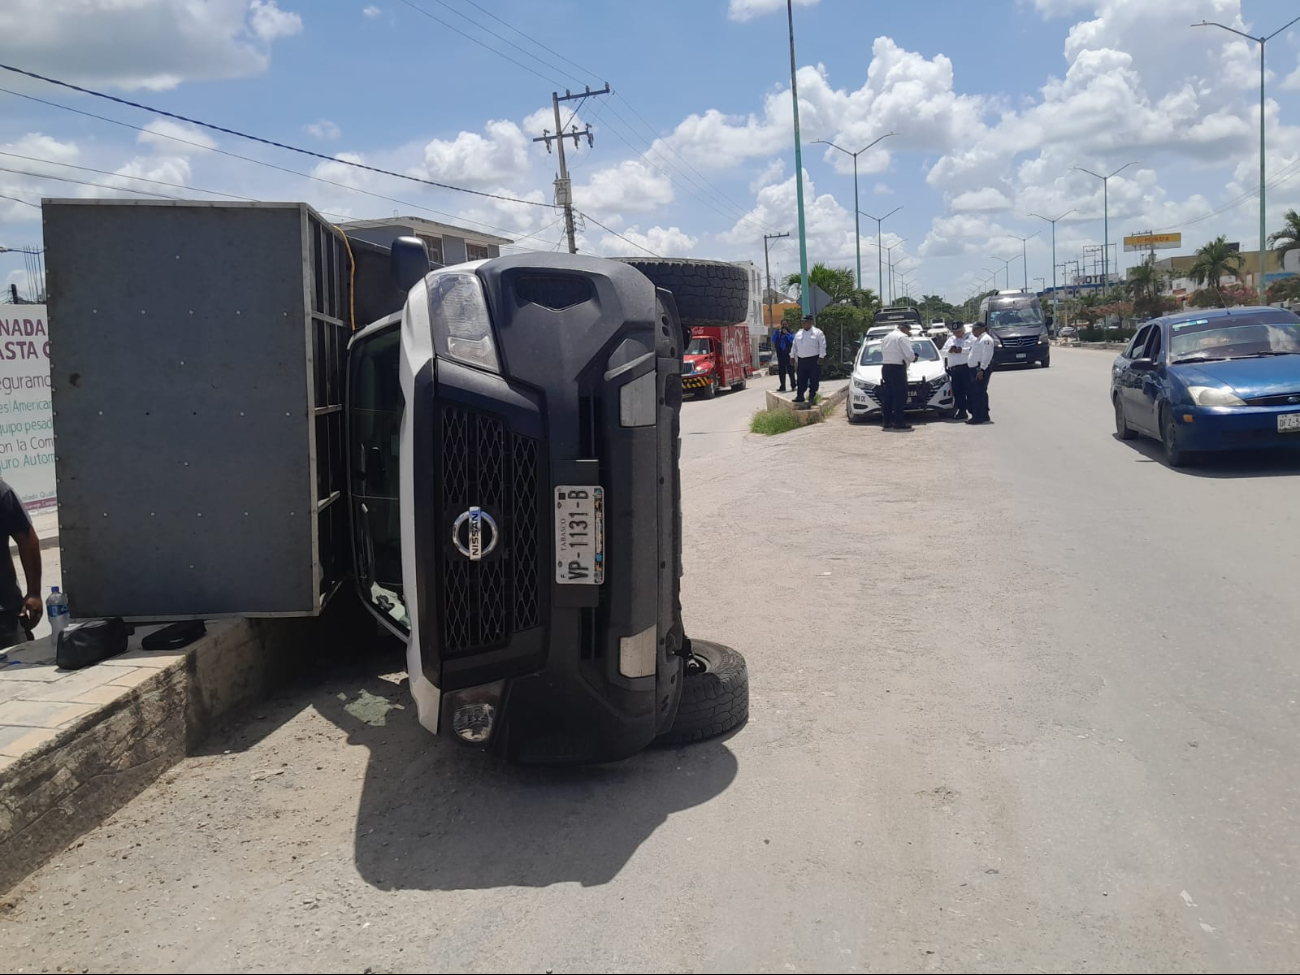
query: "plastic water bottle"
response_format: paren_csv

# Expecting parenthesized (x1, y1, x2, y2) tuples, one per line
(46, 586, 69, 645)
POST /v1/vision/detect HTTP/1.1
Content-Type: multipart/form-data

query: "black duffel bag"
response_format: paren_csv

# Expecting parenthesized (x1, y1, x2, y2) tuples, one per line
(56, 617, 130, 670)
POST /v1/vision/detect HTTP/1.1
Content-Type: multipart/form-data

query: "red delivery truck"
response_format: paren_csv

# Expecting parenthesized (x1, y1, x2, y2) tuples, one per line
(682, 324, 751, 399)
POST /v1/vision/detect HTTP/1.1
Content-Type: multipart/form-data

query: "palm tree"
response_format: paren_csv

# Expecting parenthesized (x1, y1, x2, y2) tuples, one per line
(784, 262, 858, 304)
(1188, 235, 1245, 293)
(1127, 259, 1166, 316)
(1076, 291, 1103, 326)
(1269, 208, 1300, 263)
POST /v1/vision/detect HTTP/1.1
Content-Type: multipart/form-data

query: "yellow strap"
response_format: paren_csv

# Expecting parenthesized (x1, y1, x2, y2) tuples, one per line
(335, 226, 356, 331)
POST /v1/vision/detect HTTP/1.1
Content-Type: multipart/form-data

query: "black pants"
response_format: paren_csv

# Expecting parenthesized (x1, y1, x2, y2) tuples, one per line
(969, 367, 992, 422)
(0, 610, 26, 649)
(880, 363, 910, 426)
(776, 351, 796, 390)
(796, 356, 820, 401)
(948, 364, 971, 414)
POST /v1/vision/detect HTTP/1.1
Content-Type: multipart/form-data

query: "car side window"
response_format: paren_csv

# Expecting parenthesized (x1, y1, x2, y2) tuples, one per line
(1125, 325, 1151, 360)
(1144, 325, 1163, 362)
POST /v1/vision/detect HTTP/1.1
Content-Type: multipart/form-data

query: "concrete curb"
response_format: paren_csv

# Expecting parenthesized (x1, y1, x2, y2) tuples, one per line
(0, 617, 310, 894)
(764, 383, 849, 423)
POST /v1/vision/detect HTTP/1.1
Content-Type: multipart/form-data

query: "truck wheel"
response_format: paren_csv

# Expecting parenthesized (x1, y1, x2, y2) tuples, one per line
(615, 258, 749, 325)
(731, 379, 747, 392)
(699, 376, 718, 399)
(659, 640, 749, 745)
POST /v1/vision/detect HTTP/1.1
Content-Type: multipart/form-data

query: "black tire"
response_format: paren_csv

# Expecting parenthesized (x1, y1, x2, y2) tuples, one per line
(660, 640, 749, 745)
(1114, 396, 1136, 440)
(1039, 355, 1051, 368)
(731, 379, 747, 392)
(615, 258, 749, 325)
(1160, 405, 1191, 467)
(699, 376, 718, 399)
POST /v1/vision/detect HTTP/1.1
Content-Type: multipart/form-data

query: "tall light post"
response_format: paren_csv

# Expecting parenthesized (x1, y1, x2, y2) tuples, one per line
(1006, 231, 1039, 291)
(1193, 15, 1300, 304)
(884, 237, 907, 303)
(988, 254, 1013, 290)
(861, 206, 903, 303)
(786, 0, 810, 313)
(1073, 161, 1138, 295)
(1030, 208, 1077, 320)
(814, 132, 897, 290)
(762, 231, 791, 331)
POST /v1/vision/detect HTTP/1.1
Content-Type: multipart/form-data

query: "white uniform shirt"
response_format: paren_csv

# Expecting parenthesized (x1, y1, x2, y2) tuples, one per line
(791, 325, 826, 359)
(941, 330, 972, 367)
(969, 331, 996, 371)
(881, 328, 918, 366)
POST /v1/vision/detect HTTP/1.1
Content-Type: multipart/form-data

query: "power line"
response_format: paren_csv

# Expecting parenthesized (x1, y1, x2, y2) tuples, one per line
(0, 192, 40, 209)
(578, 210, 662, 258)
(0, 149, 264, 202)
(393, 0, 565, 87)
(0, 62, 550, 208)
(0, 86, 553, 242)
(458, 0, 602, 81)
(418, 0, 587, 88)
(0, 163, 175, 199)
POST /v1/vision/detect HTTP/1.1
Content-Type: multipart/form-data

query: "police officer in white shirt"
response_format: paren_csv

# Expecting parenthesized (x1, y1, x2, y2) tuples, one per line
(966, 321, 996, 424)
(941, 320, 973, 420)
(790, 314, 826, 404)
(879, 320, 918, 430)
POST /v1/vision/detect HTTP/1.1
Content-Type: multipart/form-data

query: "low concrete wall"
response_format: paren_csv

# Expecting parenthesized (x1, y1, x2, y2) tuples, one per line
(764, 383, 849, 422)
(0, 618, 310, 893)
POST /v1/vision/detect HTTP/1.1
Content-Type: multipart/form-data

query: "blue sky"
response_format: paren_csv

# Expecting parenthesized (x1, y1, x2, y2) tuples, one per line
(1, 0, 1298, 305)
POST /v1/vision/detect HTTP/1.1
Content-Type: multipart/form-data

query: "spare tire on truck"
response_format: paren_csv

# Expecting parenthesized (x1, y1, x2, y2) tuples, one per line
(615, 258, 749, 325)
(658, 640, 749, 745)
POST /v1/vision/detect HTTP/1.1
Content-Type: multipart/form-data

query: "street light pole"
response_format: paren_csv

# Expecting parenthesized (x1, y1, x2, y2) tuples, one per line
(860, 206, 902, 304)
(1006, 231, 1039, 291)
(786, 0, 810, 313)
(1031, 208, 1077, 321)
(1193, 15, 1299, 305)
(1073, 162, 1139, 296)
(988, 254, 1013, 290)
(763, 232, 791, 333)
(884, 237, 906, 304)
(814, 133, 897, 291)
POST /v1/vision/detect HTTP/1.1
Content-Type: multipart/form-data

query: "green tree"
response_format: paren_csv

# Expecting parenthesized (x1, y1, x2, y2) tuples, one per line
(1188, 235, 1246, 295)
(1075, 291, 1103, 326)
(1268, 208, 1300, 263)
(1126, 258, 1168, 318)
(918, 293, 956, 321)
(784, 262, 858, 304)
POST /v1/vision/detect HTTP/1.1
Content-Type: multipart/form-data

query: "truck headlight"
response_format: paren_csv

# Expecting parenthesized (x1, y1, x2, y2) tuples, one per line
(430, 271, 499, 372)
(993, 336, 1004, 348)
(1188, 385, 1245, 407)
(1038, 333, 1049, 343)
(852, 377, 875, 391)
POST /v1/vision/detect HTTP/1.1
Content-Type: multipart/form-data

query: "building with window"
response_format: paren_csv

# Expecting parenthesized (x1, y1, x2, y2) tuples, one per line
(336, 216, 511, 267)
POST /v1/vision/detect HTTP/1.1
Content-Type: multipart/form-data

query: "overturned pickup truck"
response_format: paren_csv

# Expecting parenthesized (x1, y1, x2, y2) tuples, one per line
(44, 200, 747, 764)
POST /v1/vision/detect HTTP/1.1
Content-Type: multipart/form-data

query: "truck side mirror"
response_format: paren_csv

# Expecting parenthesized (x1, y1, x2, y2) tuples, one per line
(391, 236, 430, 293)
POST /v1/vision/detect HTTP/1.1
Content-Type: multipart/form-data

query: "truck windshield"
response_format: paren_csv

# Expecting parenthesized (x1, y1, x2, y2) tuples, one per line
(686, 337, 713, 355)
(986, 299, 1044, 328)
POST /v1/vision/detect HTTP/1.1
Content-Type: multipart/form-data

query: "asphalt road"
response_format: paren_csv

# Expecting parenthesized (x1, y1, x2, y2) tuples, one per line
(3, 348, 1299, 974)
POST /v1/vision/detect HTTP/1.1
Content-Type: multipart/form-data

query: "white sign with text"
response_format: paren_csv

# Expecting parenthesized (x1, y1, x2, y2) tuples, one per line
(0, 304, 54, 510)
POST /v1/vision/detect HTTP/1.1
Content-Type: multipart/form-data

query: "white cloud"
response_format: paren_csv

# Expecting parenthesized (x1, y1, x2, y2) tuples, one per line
(1283, 63, 1300, 92)
(728, 0, 818, 22)
(0, 0, 304, 90)
(138, 118, 217, 154)
(249, 1, 302, 41)
(873, 182, 893, 195)
(749, 158, 785, 193)
(363, 4, 382, 18)
(304, 119, 342, 141)
(575, 160, 674, 213)
(418, 120, 531, 186)
(595, 224, 698, 258)
(950, 187, 1012, 212)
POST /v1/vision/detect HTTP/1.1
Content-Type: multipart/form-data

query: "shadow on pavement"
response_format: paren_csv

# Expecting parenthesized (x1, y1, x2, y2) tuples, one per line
(308, 640, 739, 893)
(1114, 434, 1300, 477)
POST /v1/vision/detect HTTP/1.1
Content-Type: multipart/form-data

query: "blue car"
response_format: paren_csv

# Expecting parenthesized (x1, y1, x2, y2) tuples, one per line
(1111, 306, 1300, 467)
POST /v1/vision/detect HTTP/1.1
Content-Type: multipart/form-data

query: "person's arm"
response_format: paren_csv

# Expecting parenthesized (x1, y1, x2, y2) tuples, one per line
(818, 330, 827, 359)
(14, 526, 41, 629)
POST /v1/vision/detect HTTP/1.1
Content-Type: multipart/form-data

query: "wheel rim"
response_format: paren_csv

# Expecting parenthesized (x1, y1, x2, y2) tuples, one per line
(685, 652, 711, 677)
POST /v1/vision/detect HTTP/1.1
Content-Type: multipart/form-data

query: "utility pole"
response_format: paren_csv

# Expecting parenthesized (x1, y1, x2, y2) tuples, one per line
(1193, 15, 1299, 304)
(786, 0, 810, 314)
(861, 206, 902, 304)
(763, 232, 791, 331)
(1073, 161, 1138, 295)
(814, 133, 896, 291)
(533, 84, 610, 254)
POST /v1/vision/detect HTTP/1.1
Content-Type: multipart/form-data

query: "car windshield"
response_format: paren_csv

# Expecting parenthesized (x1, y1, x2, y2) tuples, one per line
(1170, 315, 1300, 362)
(686, 337, 712, 355)
(859, 338, 940, 365)
(987, 299, 1044, 328)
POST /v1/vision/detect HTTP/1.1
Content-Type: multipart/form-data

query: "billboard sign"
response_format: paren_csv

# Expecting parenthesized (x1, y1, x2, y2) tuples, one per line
(0, 304, 55, 510)
(1124, 232, 1182, 252)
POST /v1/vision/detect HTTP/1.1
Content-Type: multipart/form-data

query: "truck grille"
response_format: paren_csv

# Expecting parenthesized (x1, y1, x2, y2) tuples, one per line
(440, 406, 541, 655)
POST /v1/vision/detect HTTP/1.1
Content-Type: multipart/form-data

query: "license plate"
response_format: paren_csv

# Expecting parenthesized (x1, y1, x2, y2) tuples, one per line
(555, 486, 605, 584)
(1015, 353, 1027, 359)
(1279, 413, 1300, 433)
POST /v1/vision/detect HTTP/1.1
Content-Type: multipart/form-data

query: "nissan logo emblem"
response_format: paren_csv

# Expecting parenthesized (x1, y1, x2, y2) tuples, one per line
(452, 506, 499, 561)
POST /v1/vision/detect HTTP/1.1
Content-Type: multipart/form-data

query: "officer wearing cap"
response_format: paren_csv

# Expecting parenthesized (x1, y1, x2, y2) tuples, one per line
(790, 313, 826, 404)
(941, 320, 973, 420)
(879, 319, 918, 430)
(967, 320, 996, 424)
